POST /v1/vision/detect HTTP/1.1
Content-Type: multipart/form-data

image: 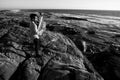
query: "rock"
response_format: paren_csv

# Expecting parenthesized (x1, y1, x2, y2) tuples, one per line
(9, 58, 40, 80)
(0, 11, 107, 80)
(36, 31, 103, 80)
(7, 29, 104, 80)
(0, 53, 17, 80)
(45, 13, 120, 80)
(89, 46, 120, 80)
(60, 16, 88, 21)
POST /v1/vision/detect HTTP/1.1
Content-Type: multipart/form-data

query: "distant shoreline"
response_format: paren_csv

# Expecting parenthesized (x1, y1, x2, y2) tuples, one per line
(23, 9, 120, 17)
(1, 9, 120, 17)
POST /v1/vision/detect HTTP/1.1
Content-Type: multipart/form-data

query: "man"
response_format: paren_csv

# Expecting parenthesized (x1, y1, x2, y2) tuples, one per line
(29, 12, 46, 57)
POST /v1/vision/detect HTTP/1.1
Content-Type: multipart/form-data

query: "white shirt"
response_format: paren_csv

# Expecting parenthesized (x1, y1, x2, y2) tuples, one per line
(30, 20, 46, 40)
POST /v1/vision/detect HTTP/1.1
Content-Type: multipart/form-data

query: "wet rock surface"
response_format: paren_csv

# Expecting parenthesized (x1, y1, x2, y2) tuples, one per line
(1, 10, 120, 80)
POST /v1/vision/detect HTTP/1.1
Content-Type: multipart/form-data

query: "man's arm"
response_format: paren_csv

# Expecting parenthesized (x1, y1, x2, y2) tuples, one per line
(38, 22, 46, 35)
(32, 21, 38, 32)
(38, 16, 43, 31)
(30, 21, 39, 39)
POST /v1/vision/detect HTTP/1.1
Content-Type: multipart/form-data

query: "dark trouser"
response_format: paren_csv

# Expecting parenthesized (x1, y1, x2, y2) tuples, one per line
(34, 38, 39, 56)
(33, 38, 44, 66)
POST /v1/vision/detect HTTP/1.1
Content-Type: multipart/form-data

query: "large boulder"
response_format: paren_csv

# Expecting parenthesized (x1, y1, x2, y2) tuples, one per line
(0, 28, 104, 80)
(36, 31, 103, 80)
(9, 58, 40, 80)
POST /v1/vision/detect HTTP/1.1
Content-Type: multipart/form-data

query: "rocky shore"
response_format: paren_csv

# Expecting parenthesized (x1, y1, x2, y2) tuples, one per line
(0, 10, 120, 80)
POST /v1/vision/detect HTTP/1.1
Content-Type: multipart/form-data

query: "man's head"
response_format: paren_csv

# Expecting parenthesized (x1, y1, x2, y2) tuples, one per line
(30, 12, 44, 21)
(39, 12, 44, 16)
(30, 13, 39, 21)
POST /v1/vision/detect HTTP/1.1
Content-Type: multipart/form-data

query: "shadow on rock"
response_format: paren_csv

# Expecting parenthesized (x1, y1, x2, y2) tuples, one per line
(88, 45, 120, 80)
(9, 57, 41, 80)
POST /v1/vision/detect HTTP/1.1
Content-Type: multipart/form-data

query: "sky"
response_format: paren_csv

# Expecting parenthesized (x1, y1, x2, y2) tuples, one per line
(0, 0, 120, 10)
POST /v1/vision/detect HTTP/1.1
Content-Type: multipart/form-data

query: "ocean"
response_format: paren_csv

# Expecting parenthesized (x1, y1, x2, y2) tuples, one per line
(24, 9, 120, 17)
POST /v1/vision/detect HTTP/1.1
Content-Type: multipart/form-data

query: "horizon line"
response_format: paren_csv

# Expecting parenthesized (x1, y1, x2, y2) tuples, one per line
(1, 8, 120, 11)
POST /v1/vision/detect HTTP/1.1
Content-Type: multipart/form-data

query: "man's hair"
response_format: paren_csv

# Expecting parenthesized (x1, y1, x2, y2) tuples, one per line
(29, 12, 40, 20)
(39, 12, 44, 16)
